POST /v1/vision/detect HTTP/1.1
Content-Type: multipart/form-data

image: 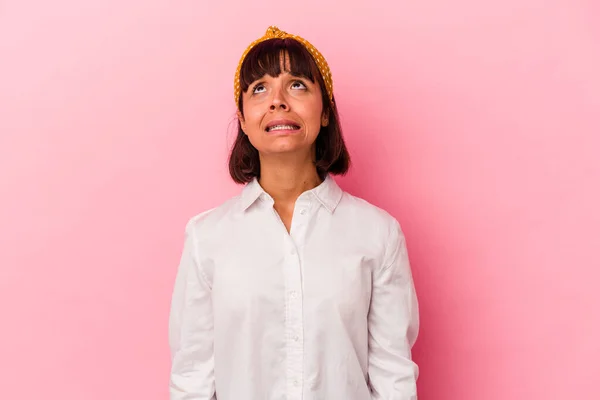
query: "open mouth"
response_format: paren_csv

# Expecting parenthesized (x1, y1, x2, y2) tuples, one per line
(266, 124, 301, 133)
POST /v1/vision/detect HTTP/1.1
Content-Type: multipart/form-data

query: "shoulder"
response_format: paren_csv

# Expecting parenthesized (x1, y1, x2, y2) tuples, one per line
(338, 191, 403, 237)
(339, 191, 409, 271)
(184, 194, 242, 240)
(335, 190, 407, 270)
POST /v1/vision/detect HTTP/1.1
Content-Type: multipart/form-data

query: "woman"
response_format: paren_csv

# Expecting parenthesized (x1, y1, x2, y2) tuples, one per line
(169, 26, 419, 400)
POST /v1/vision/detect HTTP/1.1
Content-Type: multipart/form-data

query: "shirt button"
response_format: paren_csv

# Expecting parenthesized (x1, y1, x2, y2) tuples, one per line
(290, 291, 297, 299)
(293, 380, 299, 386)
(294, 335, 299, 342)
(300, 209, 306, 215)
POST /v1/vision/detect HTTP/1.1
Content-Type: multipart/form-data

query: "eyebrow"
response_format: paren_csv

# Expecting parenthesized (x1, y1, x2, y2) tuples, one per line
(259, 71, 311, 80)
(286, 71, 314, 82)
(247, 71, 313, 89)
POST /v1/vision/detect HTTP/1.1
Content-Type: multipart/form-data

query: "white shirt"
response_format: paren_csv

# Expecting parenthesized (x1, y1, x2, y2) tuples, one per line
(169, 174, 419, 400)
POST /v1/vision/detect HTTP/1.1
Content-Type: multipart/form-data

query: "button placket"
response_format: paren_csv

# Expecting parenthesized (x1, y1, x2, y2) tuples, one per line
(284, 196, 312, 398)
(284, 240, 303, 397)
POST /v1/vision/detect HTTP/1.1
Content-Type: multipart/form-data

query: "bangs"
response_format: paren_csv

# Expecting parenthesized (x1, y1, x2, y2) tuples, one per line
(239, 38, 321, 97)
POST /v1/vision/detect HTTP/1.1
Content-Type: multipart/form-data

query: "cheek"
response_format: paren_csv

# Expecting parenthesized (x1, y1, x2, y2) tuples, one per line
(242, 110, 266, 147)
(305, 103, 324, 131)
(242, 108, 264, 132)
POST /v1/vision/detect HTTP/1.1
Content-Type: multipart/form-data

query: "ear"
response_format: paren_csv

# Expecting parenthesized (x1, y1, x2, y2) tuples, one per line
(321, 110, 329, 127)
(237, 109, 247, 133)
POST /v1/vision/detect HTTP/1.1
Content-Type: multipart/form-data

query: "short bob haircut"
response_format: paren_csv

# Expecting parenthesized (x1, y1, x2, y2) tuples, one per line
(228, 38, 351, 184)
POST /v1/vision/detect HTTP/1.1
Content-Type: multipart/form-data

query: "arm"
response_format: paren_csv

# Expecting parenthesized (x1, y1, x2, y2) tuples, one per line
(169, 219, 217, 400)
(368, 219, 420, 399)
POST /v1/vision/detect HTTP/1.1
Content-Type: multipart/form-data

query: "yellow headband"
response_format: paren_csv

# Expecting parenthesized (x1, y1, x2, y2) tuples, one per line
(233, 26, 334, 106)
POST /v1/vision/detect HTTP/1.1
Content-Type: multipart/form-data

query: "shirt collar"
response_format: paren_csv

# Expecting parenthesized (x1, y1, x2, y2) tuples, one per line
(239, 173, 343, 214)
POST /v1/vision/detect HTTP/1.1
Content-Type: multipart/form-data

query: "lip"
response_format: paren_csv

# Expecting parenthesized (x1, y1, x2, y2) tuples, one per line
(265, 119, 302, 134)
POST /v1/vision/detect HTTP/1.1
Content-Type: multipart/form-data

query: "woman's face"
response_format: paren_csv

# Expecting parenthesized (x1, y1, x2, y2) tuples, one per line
(238, 54, 328, 157)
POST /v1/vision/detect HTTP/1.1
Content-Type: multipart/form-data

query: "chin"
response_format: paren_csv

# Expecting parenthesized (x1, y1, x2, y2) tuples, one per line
(263, 143, 311, 154)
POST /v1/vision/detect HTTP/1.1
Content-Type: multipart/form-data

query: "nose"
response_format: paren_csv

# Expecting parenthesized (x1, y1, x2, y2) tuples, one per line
(269, 86, 289, 111)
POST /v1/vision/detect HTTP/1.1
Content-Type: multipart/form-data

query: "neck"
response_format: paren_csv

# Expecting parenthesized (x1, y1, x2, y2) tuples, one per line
(258, 152, 323, 206)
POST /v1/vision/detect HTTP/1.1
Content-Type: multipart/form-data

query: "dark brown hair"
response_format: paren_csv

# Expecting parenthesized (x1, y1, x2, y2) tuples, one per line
(228, 38, 351, 184)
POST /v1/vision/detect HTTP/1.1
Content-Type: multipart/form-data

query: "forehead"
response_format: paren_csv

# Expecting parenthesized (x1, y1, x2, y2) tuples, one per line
(239, 38, 319, 89)
(256, 57, 301, 79)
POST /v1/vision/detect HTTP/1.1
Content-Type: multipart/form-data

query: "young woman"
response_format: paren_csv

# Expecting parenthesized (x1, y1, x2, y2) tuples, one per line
(169, 26, 419, 400)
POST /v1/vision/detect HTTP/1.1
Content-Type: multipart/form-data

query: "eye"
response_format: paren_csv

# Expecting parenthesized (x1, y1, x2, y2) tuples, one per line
(252, 83, 266, 94)
(291, 80, 307, 90)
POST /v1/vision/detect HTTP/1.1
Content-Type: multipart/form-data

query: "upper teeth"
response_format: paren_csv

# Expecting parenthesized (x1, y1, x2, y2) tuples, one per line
(269, 125, 297, 131)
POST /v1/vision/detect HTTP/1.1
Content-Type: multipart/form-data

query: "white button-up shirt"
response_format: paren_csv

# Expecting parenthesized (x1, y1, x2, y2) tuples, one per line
(169, 174, 419, 400)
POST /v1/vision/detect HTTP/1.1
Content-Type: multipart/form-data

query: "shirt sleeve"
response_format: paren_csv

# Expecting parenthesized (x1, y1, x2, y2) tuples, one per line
(169, 219, 217, 400)
(367, 218, 420, 400)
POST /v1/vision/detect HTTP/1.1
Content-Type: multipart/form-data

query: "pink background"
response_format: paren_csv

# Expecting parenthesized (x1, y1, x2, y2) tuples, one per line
(1, 1, 599, 399)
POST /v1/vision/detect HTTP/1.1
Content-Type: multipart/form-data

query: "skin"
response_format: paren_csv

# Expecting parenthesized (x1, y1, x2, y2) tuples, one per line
(237, 53, 329, 233)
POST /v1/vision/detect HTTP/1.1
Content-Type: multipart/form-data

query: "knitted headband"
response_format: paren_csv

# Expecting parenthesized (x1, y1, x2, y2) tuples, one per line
(233, 26, 334, 106)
